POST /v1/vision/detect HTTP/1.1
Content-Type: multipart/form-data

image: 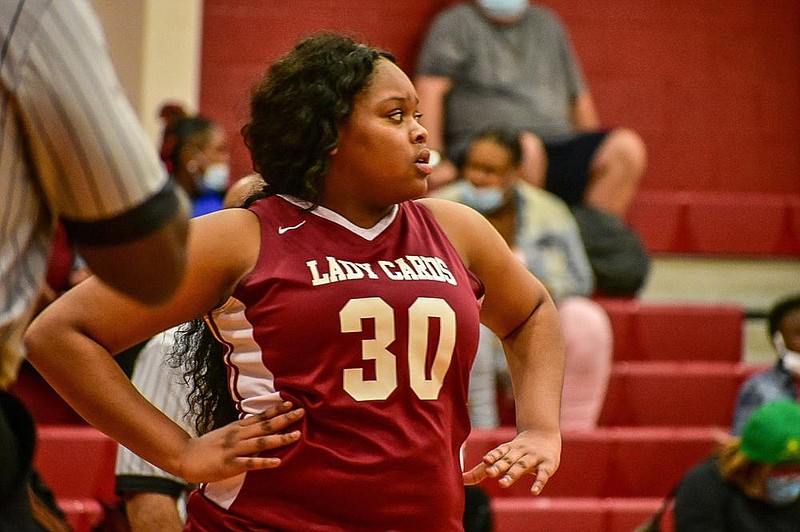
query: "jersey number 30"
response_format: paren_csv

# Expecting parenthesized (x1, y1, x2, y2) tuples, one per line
(340, 297, 455, 402)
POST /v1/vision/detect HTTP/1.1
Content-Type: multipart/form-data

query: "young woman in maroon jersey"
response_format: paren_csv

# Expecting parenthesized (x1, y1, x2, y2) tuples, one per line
(25, 33, 565, 531)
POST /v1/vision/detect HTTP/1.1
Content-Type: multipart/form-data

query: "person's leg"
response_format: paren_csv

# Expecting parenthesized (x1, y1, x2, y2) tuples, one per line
(557, 297, 613, 431)
(0, 391, 40, 531)
(584, 127, 647, 218)
(518, 131, 548, 188)
(467, 325, 501, 429)
(542, 132, 606, 207)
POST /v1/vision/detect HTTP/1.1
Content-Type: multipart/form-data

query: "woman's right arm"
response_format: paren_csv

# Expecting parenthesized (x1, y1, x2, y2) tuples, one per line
(24, 209, 304, 483)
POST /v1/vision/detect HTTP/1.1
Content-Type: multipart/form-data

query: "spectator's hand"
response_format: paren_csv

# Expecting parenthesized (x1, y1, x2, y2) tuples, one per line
(427, 158, 459, 193)
(463, 428, 561, 495)
(177, 401, 304, 483)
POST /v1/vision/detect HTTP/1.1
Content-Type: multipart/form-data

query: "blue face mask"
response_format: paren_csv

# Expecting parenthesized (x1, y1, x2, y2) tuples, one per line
(477, 0, 528, 20)
(198, 163, 230, 194)
(461, 181, 505, 214)
(766, 475, 800, 505)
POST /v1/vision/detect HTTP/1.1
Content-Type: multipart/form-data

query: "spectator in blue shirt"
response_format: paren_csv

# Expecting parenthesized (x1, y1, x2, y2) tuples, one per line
(732, 294, 800, 435)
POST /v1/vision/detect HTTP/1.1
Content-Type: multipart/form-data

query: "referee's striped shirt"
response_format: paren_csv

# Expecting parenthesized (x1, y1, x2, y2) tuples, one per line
(115, 326, 193, 501)
(1, 0, 176, 388)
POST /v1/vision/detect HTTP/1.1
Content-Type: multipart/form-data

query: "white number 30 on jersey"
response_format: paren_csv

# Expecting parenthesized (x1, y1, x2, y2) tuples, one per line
(340, 297, 456, 401)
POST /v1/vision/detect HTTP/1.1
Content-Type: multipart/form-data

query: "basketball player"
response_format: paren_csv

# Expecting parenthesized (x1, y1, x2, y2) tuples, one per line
(25, 33, 565, 530)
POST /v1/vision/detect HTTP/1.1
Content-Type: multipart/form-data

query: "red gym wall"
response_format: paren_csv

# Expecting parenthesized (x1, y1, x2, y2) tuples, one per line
(199, 0, 800, 197)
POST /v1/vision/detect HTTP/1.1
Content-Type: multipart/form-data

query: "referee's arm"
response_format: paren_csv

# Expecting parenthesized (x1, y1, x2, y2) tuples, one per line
(65, 182, 190, 306)
(23, 2, 191, 305)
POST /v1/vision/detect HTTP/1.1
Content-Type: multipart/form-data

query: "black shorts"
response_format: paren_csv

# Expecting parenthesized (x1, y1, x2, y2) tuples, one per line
(544, 131, 609, 205)
(0, 391, 39, 531)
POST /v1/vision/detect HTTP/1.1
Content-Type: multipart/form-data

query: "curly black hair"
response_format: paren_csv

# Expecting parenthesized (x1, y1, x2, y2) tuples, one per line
(169, 34, 398, 434)
(768, 293, 800, 341)
(168, 319, 238, 435)
(467, 127, 523, 167)
(242, 32, 395, 207)
(165, 116, 214, 175)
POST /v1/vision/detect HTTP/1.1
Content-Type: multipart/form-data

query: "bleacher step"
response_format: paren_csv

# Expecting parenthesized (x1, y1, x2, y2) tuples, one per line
(639, 256, 799, 364)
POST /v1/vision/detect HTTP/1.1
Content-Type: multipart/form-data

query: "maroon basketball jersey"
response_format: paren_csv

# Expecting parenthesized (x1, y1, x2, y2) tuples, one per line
(187, 195, 483, 531)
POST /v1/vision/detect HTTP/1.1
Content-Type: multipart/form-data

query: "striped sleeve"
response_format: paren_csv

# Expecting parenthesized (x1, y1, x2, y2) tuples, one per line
(15, 1, 172, 224)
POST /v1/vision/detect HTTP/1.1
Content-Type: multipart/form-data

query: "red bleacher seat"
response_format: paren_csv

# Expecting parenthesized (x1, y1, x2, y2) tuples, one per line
(496, 360, 761, 428)
(595, 300, 743, 362)
(35, 425, 118, 531)
(598, 361, 764, 427)
(685, 193, 786, 255)
(594, 298, 638, 361)
(491, 498, 606, 532)
(490, 497, 674, 532)
(627, 191, 687, 253)
(464, 427, 717, 499)
(635, 304, 743, 362)
(628, 191, 800, 255)
(604, 427, 716, 498)
(604, 498, 675, 532)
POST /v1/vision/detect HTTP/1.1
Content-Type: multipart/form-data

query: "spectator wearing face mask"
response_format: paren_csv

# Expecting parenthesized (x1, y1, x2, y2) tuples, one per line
(415, 0, 646, 218)
(163, 115, 231, 216)
(731, 294, 800, 436)
(435, 128, 612, 431)
(674, 400, 800, 531)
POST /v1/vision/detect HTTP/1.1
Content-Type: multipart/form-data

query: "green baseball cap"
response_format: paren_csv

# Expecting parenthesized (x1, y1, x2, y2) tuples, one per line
(741, 400, 800, 464)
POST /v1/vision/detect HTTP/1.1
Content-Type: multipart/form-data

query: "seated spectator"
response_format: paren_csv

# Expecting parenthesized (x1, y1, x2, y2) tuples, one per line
(435, 128, 612, 430)
(674, 400, 800, 531)
(115, 327, 193, 532)
(163, 114, 231, 216)
(158, 102, 189, 174)
(415, 0, 646, 218)
(731, 294, 800, 435)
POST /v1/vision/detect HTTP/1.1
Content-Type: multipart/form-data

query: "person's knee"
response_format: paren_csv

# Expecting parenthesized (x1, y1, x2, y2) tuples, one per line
(607, 127, 647, 176)
(518, 130, 547, 187)
(558, 297, 613, 353)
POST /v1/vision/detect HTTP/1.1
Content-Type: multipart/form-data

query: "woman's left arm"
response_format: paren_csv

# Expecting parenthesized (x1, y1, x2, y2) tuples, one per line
(419, 198, 565, 495)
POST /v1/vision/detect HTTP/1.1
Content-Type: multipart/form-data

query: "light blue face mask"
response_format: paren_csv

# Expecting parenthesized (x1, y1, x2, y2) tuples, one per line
(198, 162, 230, 193)
(461, 181, 505, 214)
(766, 475, 800, 505)
(775, 332, 800, 376)
(477, 0, 529, 19)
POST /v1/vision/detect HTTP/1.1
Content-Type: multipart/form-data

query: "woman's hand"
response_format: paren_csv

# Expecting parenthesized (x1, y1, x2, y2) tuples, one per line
(463, 428, 561, 495)
(177, 401, 305, 483)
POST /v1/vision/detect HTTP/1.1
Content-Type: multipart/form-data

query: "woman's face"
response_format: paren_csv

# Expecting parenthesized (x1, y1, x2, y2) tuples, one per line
(206, 127, 230, 162)
(324, 60, 430, 222)
(180, 126, 229, 175)
(462, 137, 518, 195)
(779, 308, 800, 353)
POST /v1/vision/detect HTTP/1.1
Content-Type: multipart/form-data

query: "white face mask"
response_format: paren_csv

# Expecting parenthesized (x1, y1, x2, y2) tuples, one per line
(477, 0, 528, 20)
(199, 163, 230, 193)
(775, 333, 800, 376)
(461, 181, 505, 214)
(766, 475, 800, 505)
